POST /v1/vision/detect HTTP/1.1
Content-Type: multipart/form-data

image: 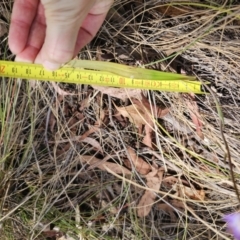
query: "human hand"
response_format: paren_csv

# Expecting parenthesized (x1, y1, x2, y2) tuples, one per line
(9, 0, 113, 70)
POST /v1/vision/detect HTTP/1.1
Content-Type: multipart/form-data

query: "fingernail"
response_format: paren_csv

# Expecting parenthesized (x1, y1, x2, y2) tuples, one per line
(43, 60, 61, 71)
(15, 56, 32, 63)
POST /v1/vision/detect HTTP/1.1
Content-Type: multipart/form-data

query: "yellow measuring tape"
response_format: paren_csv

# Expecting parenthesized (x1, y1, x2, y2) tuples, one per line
(0, 60, 206, 93)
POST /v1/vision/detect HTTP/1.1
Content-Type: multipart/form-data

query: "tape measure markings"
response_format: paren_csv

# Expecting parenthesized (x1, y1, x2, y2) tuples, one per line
(0, 60, 204, 93)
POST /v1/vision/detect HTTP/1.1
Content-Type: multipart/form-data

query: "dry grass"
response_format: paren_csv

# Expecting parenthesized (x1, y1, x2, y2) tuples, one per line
(1, 0, 240, 239)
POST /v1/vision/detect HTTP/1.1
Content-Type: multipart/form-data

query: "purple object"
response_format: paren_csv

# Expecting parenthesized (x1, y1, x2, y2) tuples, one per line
(224, 213, 240, 240)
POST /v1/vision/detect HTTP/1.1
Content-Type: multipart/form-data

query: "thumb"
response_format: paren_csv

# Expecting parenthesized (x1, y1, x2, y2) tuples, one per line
(39, 0, 96, 70)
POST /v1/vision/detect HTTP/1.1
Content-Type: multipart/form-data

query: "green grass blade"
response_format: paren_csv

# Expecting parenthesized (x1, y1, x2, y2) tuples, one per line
(67, 60, 196, 81)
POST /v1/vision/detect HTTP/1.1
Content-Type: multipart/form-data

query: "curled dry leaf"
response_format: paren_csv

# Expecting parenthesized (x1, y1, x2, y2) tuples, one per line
(137, 168, 164, 217)
(80, 155, 131, 175)
(48, 90, 77, 132)
(124, 147, 151, 175)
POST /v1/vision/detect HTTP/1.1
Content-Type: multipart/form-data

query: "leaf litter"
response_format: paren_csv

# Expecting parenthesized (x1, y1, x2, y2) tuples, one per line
(137, 167, 164, 217)
(45, 84, 205, 222)
(2, 1, 240, 239)
(124, 147, 151, 175)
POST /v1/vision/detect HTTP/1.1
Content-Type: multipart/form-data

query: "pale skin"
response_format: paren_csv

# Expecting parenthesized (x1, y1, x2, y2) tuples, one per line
(9, 0, 113, 70)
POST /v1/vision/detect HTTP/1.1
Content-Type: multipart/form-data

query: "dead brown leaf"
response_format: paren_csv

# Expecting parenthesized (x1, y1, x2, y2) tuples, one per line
(79, 125, 100, 141)
(98, 107, 106, 125)
(185, 94, 204, 139)
(113, 113, 127, 127)
(93, 96, 107, 126)
(113, 95, 169, 148)
(142, 115, 154, 148)
(49, 111, 57, 132)
(132, 94, 170, 119)
(80, 155, 131, 175)
(114, 103, 146, 130)
(157, 199, 190, 222)
(156, 203, 177, 222)
(79, 92, 92, 111)
(101, 162, 132, 175)
(81, 137, 103, 154)
(170, 199, 185, 210)
(67, 116, 82, 134)
(124, 147, 151, 175)
(161, 175, 205, 200)
(162, 176, 179, 186)
(114, 102, 154, 148)
(131, 95, 169, 148)
(56, 143, 71, 156)
(174, 184, 205, 201)
(137, 168, 164, 217)
(162, 176, 189, 186)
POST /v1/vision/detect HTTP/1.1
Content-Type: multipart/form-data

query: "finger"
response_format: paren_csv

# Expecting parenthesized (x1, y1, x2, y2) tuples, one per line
(74, 0, 113, 57)
(9, 0, 40, 55)
(15, 3, 46, 63)
(39, 0, 96, 70)
(91, 0, 114, 15)
(74, 13, 108, 56)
